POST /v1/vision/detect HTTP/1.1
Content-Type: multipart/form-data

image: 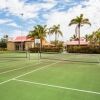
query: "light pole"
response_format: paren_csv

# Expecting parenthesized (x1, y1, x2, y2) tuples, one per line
(20, 13, 24, 51)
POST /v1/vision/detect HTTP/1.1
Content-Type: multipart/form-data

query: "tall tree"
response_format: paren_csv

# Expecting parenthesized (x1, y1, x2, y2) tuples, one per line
(0, 35, 8, 48)
(69, 14, 91, 45)
(49, 24, 63, 46)
(95, 28, 100, 46)
(28, 25, 47, 48)
(87, 32, 96, 46)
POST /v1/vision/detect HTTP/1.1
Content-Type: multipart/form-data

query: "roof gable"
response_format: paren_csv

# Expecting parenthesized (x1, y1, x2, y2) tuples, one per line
(8, 36, 34, 42)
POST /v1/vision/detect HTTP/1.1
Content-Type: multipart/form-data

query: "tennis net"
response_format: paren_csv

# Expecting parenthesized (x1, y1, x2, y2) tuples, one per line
(41, 52, 100, 63)
(0, 51, 28, 59)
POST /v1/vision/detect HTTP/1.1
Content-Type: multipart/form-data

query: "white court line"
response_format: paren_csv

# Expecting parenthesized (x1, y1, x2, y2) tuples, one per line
(13, 79, 100, 95)
(0, 61, 42, 75)
(0, 60, 37, 70)
(13, 61, 61, 79)
(0, 61, 60, 85)
(0, 79, 13, 85)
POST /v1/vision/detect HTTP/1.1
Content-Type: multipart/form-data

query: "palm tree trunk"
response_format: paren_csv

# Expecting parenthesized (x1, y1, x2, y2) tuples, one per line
(75, 25, 78, 37)
(55, 33, 57, 46)
(40, 38, 42, 58)
(78, 24, 80, 46)
(40, 38, 42, 49)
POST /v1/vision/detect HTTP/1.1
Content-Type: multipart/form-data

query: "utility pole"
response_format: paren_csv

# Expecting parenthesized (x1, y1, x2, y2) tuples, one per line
(20, 13, 24, 51)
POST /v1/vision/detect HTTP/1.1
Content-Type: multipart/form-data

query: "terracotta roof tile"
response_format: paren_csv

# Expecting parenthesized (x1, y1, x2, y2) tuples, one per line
(66, 40, 88, 45)
(8, 36, 34, 42)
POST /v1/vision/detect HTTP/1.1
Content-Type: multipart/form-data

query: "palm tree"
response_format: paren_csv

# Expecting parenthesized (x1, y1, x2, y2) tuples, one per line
(95, 28, 100, 46)
(28, 25, 47, 48)
(49, 24, 63, 46)
(69, 14, 91, 45)
(46, 28, 52, 42)
(87, 32, 95, 46)
(87, 31, 99, 47)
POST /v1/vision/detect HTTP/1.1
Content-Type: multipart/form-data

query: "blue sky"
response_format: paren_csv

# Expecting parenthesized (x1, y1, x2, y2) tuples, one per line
(0, 0, 100, 41)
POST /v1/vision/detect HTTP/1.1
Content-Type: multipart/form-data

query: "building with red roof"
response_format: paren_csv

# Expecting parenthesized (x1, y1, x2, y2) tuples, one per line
(7, 36, 51, 51)
(66, 37, 89, 47)
(7, 36, 34, 51)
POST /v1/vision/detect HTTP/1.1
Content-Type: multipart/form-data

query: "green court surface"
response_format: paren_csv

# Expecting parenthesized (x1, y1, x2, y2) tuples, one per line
(0, 52, 100, 100)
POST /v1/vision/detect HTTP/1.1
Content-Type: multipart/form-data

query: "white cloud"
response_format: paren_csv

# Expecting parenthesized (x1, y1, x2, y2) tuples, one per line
(1, 0, 100, 41)
(0, 19, 20, 29)
(0, 0, 6, 10)
(7, 22, 19, 28)
(10, 29, 28, 38)
(45, 0, 100, 41)
(42, 0, 55, 2)
(46, 11, 73, 41)
(43, 0, 70, 3)
(64, 0, 71, 2)
(40, 2, 57, 10)
(0, 19, 12, 24)
(0, 0, 56, 20)
(5, 0, 38, 19)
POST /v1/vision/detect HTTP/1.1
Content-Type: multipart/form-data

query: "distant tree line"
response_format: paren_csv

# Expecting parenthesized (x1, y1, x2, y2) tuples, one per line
(0, 35, 8, 49)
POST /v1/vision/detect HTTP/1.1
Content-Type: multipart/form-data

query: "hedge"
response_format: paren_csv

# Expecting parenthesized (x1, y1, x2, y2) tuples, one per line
(29, 47, 63, 53)
(67, 46, 100, 54)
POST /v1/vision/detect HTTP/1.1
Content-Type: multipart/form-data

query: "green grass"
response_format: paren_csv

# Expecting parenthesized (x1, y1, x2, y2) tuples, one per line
(0, 52, 100, 100)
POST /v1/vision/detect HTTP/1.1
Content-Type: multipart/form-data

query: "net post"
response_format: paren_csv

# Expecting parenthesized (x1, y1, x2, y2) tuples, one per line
(28, 49, 30, 60)
(25, 50, 28, 58)
(35, 38, 41, 59)
(38, 50, 40, 63)
(29, 51, 31, 60)
(39, 46, 41, 59)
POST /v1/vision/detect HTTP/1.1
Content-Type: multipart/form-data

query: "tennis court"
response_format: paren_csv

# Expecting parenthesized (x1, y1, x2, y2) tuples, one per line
(0, 52, 100, 100)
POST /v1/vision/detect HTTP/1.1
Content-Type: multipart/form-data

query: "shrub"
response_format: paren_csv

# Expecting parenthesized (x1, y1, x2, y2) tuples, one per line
(0, 48, 7, 51)
(66, 46, 100, 54)
(29, 47, 63, 53)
